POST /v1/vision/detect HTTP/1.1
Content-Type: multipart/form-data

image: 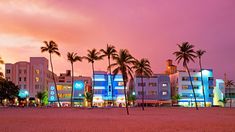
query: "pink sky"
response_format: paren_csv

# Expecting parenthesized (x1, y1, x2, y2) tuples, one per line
(0, 0, 234, 80)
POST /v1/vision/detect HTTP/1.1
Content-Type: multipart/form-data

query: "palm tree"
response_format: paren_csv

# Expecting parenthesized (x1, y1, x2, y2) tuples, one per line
(132, 58, 153, 111)
(218, 97, 228, 107)
(225, 80, 234, 108)
(173, 42, 198, 110)
(196, 49, 206, 107)
(83, 49, 102, 107)
(67, 52, 82, 107)
(110, 49, 136, 115)
(172, 94, 181, 105)
(0, 57, 4, 78)
(41, 41, 61, 107)
(36, 91, 43, 106)
(84, 92, 93, 107)
(100, 44, 117, 105)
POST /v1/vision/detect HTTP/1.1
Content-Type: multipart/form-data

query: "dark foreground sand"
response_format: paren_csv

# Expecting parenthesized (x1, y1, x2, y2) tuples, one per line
(0, 107, 234, 132)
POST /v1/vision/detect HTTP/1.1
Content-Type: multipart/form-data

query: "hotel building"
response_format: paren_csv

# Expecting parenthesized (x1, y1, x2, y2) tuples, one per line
(5, 57, 54, 98)
(134, 74, 171, 106)
(213, 79, 225, 106)
(93, 71, 125, 107)
(170, 69, 214, 107)
(48, 70, 92, 107)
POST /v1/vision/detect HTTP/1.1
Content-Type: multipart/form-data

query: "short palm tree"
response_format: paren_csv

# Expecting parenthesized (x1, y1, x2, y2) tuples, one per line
(84, 92, 93, 107)
(83, 49, 102, 107)
(218, 97, 228, 107)
(172, 94, 181, 105)
(100, 44, 117, 105)
(196, 49, 206, 107)
(36, 91, 43, 106)
(110, 49, 136, 115)
(132, 58, 153, 111)
(225, 80, 234, 108)
(173, 42, 198, 110)
(41, 41, 61, 107)
(67, 52, 82, 107)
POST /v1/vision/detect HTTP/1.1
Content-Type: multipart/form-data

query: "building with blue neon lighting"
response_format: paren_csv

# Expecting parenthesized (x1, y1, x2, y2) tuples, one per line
(170, 69, 214, 107)
(48, 70, 91, 107)
(93, 71, 125, 107)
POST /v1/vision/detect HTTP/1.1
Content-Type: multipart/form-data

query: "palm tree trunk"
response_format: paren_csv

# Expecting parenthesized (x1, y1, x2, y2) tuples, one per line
(70, 62, 74, 107)
(108, 57, 115, 106)
(50, 53, 61, 107)
(199, 59, 206, 107)
(185, 65, 198, 110)
(141, 76, 144, 111)
(229, 86, 232, 108)
(123, 78, 129, 115)
(91, 62, 95, 108)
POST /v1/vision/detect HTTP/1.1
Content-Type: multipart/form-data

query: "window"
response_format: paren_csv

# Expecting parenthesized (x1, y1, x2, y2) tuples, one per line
(118, 81, 124, 86)
(148, 91, 156, 95)
(209, 94, 214, 97)
(24, 85, 27, 89)
(35, 69, 40, 74)
(162, 91, 167, 95)
(94, 89, 102, 94)
(182, 85, 188, 89)
(6, 69, 11, 74)
(149, 83, 157, 87)
(209, 86, 214, 89)
(117, 89, 124, 94)
(162, 83, 167, 87)
(193, 77, 199, 81)
(35, 85, 40, 89)
(138, 91, 145, 95)
(193, 86, 199, 89)
(208, 77, 214, 81)
(138, 83, 146, 87)
(182, 77, 188, 81)
(19, 77, 21, 81)
(19, 70, 22, 74)
(24, 70, 27, 74)
(24, 77, 26, 81)
(35, 77, 40, 82)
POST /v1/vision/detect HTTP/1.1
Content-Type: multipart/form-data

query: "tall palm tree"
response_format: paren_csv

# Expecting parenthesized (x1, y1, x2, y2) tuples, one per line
(173, 42, 198, 110)
(100, 44, 117, 105)
(67, 52, 82, 107)
(41, 41, 61, 107)
(132, 58, 153, 111)
(110, 49, 136, 115)
(0, 57, 4, 78)
(196, 49, 206, 107)
(83, 49, 102, 107)
(225, 80, 234, 108)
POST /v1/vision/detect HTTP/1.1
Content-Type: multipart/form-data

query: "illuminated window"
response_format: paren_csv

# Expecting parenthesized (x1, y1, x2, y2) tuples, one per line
(118, 81, 124, 86)
(35, 69, 40, 74)
(182, 85, 188, 89)
(148, 91, 156, 95)
(194, 77, 199, 81)
(162, 91, 167, 95)
(162, 83, 167, 87)
(149, 83, 157, 87)
(35, 77, 40, 82)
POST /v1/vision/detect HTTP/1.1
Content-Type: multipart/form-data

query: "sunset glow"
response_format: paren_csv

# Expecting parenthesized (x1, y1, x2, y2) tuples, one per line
(0, 0, 234, 80)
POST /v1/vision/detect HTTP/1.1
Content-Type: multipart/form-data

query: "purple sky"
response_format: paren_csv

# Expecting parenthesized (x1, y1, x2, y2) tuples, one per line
(0, 0, 234, 80)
